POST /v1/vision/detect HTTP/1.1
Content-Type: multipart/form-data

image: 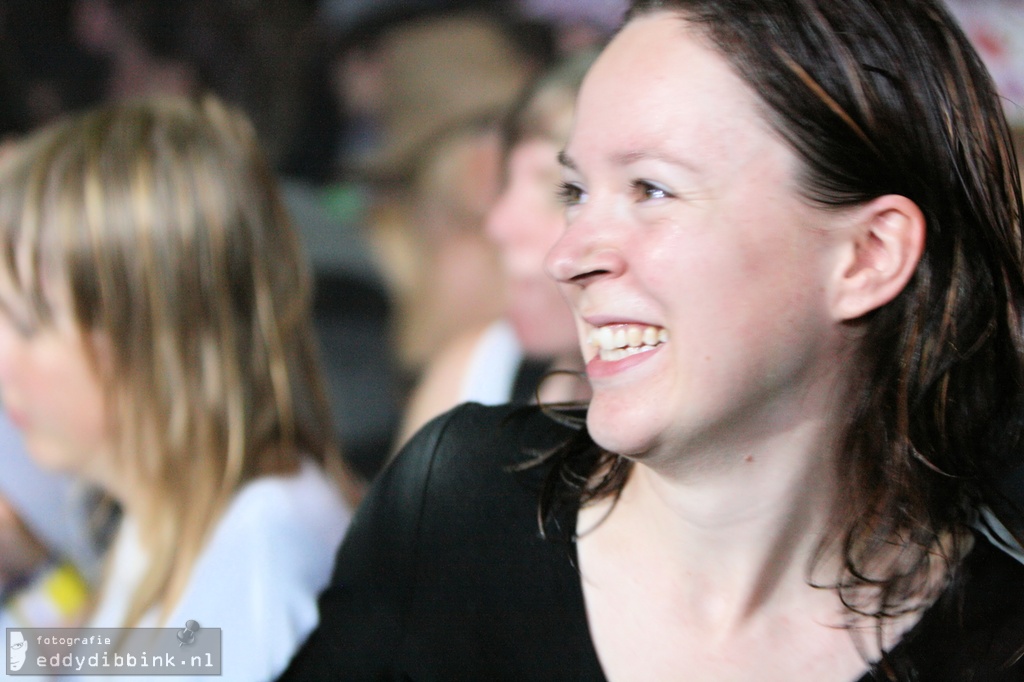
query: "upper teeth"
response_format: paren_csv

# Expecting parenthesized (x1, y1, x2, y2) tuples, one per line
(587, 324, 668, 361)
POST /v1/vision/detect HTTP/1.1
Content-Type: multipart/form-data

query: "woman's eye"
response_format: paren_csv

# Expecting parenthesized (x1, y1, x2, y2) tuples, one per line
(631, 179, 673, 202)
(556, 181, 587, 207)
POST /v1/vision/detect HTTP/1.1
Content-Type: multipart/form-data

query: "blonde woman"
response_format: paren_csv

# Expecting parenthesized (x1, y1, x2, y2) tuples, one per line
(0, 96, 353, 681)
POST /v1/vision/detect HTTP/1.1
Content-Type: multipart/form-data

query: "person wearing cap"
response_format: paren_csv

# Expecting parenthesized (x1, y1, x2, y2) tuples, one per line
(332, 10, 539, 378)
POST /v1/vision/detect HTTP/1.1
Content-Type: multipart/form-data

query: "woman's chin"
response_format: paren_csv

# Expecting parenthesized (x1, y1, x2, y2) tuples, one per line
(585, 403, 659, 459)
(22, 437, 79, 476)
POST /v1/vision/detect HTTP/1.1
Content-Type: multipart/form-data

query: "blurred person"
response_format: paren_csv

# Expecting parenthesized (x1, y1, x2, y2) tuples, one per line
(397, 50, 598, 446)
(394, 123, 508, 373)
(326, 11, 538, 380)
(0, 95, 353, 681)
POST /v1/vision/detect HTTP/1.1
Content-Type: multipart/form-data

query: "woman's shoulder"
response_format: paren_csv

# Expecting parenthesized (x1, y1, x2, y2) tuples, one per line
(226, 459, 351, 533)
(183, 460, 349, 582)
(164, 461, 351, 680)
(198, 460, 351, 594)
(432, 400, 581, 457)
(170, 460, 349, 613)
(277, 402, 603, 681)
(381, 401, 592, 617)
(393, 401, 582, 496)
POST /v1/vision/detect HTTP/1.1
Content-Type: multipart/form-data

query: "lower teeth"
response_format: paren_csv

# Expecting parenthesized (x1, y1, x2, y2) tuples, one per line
(599, 344, 659, 361)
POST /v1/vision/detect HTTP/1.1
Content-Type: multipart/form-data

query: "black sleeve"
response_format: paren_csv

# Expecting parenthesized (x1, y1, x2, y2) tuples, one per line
(275, 406, 456, 680)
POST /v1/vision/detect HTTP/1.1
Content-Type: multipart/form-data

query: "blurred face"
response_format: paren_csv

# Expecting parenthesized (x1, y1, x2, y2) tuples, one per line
(0, 286, 112, 485)
(546, 13, 853, 460)
(486, 139, 578, 356)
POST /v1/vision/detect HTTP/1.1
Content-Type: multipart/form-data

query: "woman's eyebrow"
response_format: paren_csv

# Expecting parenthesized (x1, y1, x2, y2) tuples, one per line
(612, 149, 702, 174)
(558, 148, 702, 175)
(557, 149, 577, 172)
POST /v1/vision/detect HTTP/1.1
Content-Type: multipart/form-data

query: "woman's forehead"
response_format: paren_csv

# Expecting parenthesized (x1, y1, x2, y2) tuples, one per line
(568, 13, 773, 176)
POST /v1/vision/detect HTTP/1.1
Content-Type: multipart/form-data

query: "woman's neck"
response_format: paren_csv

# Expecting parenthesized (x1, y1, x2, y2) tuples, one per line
(580, 412, 848, 634)
(573, 431, 884, 681)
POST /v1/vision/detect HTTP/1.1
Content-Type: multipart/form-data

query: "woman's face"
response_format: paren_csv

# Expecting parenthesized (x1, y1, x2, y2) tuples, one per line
(486, 138, 578, 356)
(547, 13, 854, 460)
(0, 286, 112, 485)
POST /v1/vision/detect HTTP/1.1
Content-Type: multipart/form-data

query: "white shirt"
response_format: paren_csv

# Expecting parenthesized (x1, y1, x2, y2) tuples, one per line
(81, 460, 350, 682)
(459, 319, 524, 405)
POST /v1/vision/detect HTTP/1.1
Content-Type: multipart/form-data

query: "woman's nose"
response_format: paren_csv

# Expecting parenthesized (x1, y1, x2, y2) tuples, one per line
(544, 209, 627, 288)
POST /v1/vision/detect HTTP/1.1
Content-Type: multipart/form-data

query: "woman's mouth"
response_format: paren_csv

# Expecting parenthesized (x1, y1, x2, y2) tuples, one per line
(586, 323, 669, 361)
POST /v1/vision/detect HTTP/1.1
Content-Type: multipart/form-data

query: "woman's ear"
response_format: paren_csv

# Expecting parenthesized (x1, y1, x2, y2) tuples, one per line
(829, 194, 925, 321)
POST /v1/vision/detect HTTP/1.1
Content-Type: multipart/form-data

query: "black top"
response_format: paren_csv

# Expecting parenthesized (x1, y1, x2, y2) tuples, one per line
(278, 403, 1024, 681)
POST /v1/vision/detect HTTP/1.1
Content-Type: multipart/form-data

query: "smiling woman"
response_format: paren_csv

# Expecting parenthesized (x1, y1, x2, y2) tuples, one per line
(279, 1, 1024, 680)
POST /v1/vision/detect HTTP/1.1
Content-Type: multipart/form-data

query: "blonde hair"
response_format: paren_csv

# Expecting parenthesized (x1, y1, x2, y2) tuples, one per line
(0, 95, 339, 626)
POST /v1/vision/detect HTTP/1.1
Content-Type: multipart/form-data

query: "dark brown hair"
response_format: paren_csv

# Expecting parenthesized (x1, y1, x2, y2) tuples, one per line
(542, 0, 1024, 642)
